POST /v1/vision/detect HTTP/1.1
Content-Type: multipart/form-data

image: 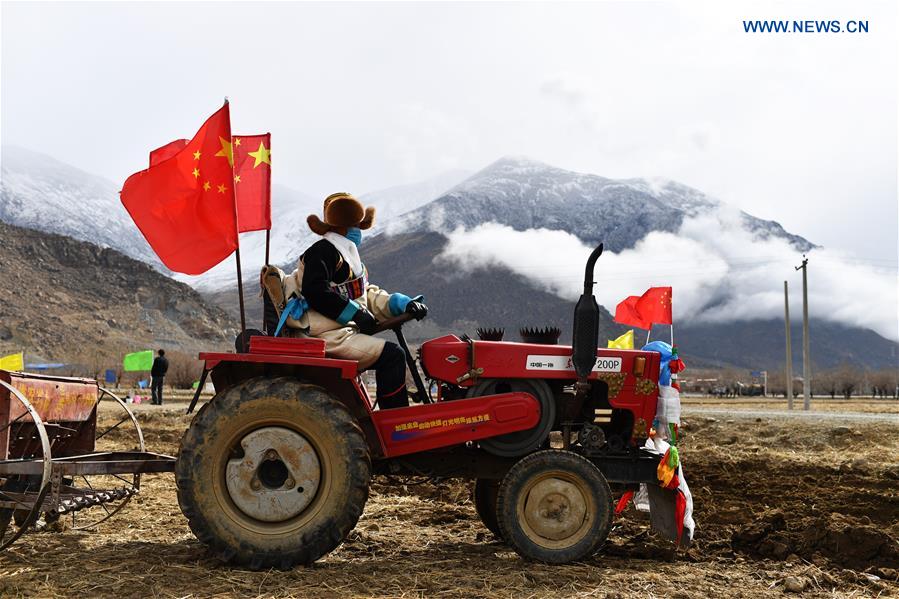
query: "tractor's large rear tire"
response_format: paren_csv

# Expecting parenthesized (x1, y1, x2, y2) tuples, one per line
(496, 450, 612, 564)
(473, 479, 502, 540)
(176, 377, 370, 570)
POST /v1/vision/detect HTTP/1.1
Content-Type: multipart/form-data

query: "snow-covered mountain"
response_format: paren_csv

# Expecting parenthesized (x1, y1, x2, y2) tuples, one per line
(0, 145, 469, 291)
(0, 145, 163, 268)
(395, 156, 813, 251)
(4, 146, 893, 367)
(361, 168, 471, 231)
(175, 183, 320, 290)
(179, 169, 472, 290)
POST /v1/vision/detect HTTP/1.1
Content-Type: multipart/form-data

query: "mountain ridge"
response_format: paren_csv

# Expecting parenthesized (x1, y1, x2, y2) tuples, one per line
(1, 145, 165, 269)
(0, 220, 236, 366)
(392, 156, 814, 252)
(360, 232, 897, 370)
(6, 146, 893, 370)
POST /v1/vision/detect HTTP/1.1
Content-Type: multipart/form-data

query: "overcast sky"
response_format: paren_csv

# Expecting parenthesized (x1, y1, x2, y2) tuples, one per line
(2, 1, 897, 263)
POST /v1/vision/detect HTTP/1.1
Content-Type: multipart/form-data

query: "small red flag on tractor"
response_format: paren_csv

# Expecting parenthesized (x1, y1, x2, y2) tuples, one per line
(120, 103, 238, 275)
(232, 133, 272, 233)
(635, 286, 673, 326)
(614, 286, 673, 329)
(614, 295, 650, 329)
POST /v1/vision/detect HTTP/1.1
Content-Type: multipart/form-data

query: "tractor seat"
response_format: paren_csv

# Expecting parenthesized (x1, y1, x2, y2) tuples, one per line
(248, 336, 326, 358)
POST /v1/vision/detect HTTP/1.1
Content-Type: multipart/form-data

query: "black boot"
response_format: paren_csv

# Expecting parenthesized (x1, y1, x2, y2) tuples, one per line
(373, 341, 409, 409)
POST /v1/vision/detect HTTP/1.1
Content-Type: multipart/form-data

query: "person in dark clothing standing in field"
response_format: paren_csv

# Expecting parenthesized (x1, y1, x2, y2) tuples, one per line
(150, 349, 168, 405)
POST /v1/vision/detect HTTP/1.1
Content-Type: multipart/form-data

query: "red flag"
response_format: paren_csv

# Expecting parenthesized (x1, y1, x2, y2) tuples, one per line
(614, 295, 650, 329)
(614, 286, 673, 328)
(149, 139, 188, 167)
(151, 134, 272, 232)
(675, 489, 687, 545)
(232, 133, 271, 232)
(121, 104, 238, 275)
(635, 286, 673, 325)
(615, 490, 634, 515)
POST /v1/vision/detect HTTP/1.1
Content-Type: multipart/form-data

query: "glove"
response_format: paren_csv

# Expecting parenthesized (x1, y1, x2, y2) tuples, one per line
(353, 308, 378, 335)
(405, 300, 429, 321)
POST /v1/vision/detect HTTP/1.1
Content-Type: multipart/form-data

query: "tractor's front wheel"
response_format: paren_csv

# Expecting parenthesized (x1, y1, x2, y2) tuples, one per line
(176, 377, 370, 569)
(496, 450, 612, 564)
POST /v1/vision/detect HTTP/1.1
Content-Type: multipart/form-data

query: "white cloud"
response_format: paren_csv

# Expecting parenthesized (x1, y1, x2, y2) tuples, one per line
(436, 210, 899, 341)
(1, 1, 895, 262)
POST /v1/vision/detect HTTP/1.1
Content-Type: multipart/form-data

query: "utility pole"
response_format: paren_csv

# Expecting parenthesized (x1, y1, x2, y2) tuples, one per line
(795, 256, 811, 410)
(784, 281, 793, 410)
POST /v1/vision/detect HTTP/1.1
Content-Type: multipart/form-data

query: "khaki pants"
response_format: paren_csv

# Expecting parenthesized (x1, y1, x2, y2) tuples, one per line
(317, 327, 386, 369)
(305, 309, 387, 369)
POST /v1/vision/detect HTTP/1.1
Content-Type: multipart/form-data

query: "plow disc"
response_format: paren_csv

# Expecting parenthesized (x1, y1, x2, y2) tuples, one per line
(0, 379, 52, 550)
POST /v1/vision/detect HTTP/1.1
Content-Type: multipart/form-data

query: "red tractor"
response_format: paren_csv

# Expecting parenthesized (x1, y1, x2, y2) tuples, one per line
(176, 245, 674, 569)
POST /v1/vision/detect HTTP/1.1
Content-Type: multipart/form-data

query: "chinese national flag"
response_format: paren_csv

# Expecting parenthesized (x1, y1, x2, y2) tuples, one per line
(232, 133, 271, 232)
(149, 139, 188, 166)
(148, 133, 272, 232)
(614, 286, 673, 328)
(635, 286, 673, 325)
(614, 296, 650, 329)
(121, 104, 238, 275)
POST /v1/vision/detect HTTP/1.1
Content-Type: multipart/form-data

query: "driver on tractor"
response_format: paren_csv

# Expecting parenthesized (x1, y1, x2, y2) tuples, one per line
(300, 192, 428, 409)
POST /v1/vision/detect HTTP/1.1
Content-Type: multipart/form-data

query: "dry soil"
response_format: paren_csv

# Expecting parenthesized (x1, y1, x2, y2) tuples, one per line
(1, 400, 897, 598)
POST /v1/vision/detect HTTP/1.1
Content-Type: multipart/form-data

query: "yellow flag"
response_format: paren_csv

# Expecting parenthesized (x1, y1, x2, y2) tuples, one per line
(607, 330, 634, 350)
(0, 352, 24, 371)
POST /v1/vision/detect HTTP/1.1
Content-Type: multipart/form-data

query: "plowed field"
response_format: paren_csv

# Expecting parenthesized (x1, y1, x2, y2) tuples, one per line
(1, 400, 897, 598)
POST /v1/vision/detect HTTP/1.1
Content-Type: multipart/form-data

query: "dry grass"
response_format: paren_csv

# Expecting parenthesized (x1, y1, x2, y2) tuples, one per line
(681, 396, 899, 415)
(1, 402, 897, 598)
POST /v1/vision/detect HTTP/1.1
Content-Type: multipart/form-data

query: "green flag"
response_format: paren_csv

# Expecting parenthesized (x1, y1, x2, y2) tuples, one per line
(123, 350, 154, 372)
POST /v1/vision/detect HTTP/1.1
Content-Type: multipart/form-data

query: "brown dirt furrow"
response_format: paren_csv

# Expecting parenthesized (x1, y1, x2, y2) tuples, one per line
(0, 404, 897, 597)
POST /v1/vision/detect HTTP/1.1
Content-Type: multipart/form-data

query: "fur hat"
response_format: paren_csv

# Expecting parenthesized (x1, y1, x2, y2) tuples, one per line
(307, 192, 376, 235)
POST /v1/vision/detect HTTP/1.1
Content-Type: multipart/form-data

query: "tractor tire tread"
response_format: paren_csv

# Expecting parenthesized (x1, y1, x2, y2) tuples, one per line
(175, 376, 370, 570)
(495, 449, 613, 564)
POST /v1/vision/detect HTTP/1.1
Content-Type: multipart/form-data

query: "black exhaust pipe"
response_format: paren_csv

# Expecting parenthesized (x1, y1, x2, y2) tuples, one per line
(571, 244, 604, 383)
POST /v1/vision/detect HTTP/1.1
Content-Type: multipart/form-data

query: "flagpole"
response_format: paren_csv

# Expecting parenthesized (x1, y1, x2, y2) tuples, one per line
(224, 97, 247, 336)
(646, 327, 651, 346)
(670, 324, 674, 346)
(235, 247, 247, 334)
(264, 131, 272, 267)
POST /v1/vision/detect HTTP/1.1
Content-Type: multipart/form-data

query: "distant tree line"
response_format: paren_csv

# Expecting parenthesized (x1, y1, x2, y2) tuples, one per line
(25, 350, 899, 400)
(684, 365, 898, 399)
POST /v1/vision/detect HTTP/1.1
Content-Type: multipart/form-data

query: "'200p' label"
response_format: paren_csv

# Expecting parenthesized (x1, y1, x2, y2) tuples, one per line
(525, 355, 622, 373)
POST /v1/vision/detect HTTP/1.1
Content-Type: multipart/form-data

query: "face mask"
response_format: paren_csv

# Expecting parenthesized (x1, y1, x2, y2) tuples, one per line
(345, 227, 362, 248)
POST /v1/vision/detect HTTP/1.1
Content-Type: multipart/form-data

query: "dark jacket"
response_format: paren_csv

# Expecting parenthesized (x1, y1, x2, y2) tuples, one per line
(151, 356, 169, 378)
(301, 239, 358, 322)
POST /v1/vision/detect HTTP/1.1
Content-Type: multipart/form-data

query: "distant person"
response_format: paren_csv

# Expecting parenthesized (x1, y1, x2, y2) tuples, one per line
(150, 349, 168, 405)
